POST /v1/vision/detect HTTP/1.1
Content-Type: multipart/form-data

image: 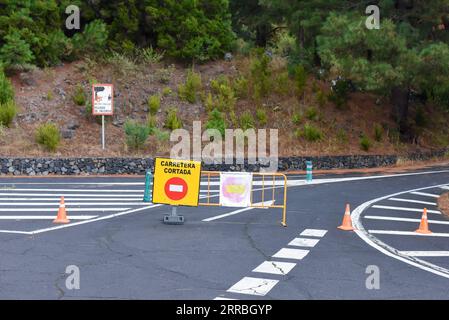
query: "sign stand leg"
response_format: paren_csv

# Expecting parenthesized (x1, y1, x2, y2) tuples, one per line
(163, 205, 185, 225)
(102, 115, 105, 150)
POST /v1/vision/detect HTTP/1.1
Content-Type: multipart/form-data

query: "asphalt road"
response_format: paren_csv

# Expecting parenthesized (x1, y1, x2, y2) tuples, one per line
(0, 165, 449, 299)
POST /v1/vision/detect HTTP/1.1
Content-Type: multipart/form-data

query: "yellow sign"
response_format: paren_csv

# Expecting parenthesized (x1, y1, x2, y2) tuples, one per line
(152, 158, 202, 206)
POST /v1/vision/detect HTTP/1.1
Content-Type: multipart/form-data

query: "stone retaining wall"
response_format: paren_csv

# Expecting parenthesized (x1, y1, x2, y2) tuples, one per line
(0, 149, 446, 175)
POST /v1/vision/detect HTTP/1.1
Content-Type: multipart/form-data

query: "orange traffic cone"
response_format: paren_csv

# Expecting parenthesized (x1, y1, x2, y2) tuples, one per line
(415, 208, 432, 234)
(338, 204, 356, 231)
(53, 196, 70, 224)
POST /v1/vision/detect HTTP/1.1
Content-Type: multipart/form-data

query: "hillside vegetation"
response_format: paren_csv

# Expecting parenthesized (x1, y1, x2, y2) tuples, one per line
(0, 1, 448, 157)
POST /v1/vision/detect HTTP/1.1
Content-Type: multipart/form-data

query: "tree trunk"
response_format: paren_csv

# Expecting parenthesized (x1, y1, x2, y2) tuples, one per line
(391, 86, 410, 138)
(255, 23, 270, 47)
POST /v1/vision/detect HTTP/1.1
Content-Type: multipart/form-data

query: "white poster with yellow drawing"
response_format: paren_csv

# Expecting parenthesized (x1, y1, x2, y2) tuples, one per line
(219, 172, 253, 207)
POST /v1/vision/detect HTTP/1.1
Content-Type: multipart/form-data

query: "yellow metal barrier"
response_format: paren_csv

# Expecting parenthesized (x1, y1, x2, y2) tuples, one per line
(199, 171, 288, 227)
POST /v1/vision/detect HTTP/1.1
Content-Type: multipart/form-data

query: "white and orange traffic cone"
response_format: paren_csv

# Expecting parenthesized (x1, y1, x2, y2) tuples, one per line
(53, 196, 70, 224)
(415, 208, 432, 234)
(338, 204, 356, 231)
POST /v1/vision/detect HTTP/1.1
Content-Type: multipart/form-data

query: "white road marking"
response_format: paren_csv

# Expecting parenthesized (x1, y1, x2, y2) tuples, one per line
(0, 193, 142, 197)
(0, 198, 144, 201)
(272, 248, 309, 260)
(388, 198, 437, 206)
(0, 204, 162, 235)
(440, 186, 449, 190)
(365, 215, 449, 225)
(399, 251, 449, 257)
(410, 191, 440, 198)
(252, 261, 296, 275)
(202, 200, 274, 222)
(213, 297, 237, 300)
(0, 215, 97, 220)
(372, 205, 441, 214)
(368, 230, 449, 237)
(0, 202, 151, 206)
(227, 277, 279, 296)
(0, 208, 130, 212)
(300, 229, 328, 237)
(352, 183, 449, 280)
(288, 237, 320, 248)
(0, 188, 144, 193)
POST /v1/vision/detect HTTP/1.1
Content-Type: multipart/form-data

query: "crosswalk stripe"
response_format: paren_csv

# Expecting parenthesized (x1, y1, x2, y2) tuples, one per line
(272, 248, 309, 260)
(0, 202, 150, 206)
(365, 215, 449, 225)
(369, 230, 449, 237)
(252, 261, 296, 275)
(372, 205, 441, 214)
(0, 208, 130, 212)
(0, 215, 97, 220)
(388, 198, 437, 206)
(410, 191, 440, 198)
(227, 277, 279, 296)
(398, 251, 449, 257)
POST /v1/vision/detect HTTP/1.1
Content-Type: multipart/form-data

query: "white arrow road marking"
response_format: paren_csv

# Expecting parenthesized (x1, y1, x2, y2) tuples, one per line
(202, 200, 274, 222)
(399, 251, 449, 257)
(0, 215, 97, 220)
(388, 198, 437, 206)
(372, 205, 441, 214)
(365, 215, 449, 225)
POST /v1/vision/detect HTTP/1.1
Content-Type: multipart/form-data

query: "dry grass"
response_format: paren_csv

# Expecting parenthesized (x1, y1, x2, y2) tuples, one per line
(438, 192, 449, 217)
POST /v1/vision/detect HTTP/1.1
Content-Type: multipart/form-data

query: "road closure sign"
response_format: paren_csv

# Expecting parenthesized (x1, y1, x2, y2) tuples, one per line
(152, 158, 202, 207)
(92, 84, 114, 115)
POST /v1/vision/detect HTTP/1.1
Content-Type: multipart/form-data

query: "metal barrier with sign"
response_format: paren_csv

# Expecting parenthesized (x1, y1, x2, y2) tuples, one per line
(199, 171, 288, 227)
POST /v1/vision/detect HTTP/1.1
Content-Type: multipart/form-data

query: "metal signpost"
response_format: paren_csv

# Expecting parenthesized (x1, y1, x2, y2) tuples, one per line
(92, 84, 114, 150)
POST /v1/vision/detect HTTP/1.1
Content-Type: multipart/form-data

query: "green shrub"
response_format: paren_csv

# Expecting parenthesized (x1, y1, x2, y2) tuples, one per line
(374, 124, 383, 142)
(107, 51, 138, 77)
(0, 30, 34, 70)
(336, 128, 348, 144)
(240, 111, 255, 130)
(305, 106, 318, 121)
(275, 72, 290, 95)
(155, 128, 170, 142)
(148, 94, 161, 115)
(360, 135, 371, 151)
(0, 100, 17, 127)
(178, 69, 202, 103)
(250, 51, 271, 100)
(256, 108, 268, 126)
(300, 123, 323, 142)
(147, 115, 157, 135)
(0, 71, 14, 105)
(206, 108, 226, 137)
(35, 123, 60, 152)
(164, 108, 182, 130)
(46, 90, 54, 101)
(136, 46, 164, 64)
(72, 20, 109, 58)
(233, 76, 249, 98)
(316, 89, 327, 108)
(293, 64, 307, 96)
(162, 87, 172, 97)
(72, 85, 86, 106)
(328, 80, 351, 109)
(124, 120, 150, 150)
(292, 112, 303, 125)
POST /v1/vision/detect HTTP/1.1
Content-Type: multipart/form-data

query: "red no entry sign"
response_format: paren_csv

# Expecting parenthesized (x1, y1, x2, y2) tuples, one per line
(164, 177, 188, 201)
